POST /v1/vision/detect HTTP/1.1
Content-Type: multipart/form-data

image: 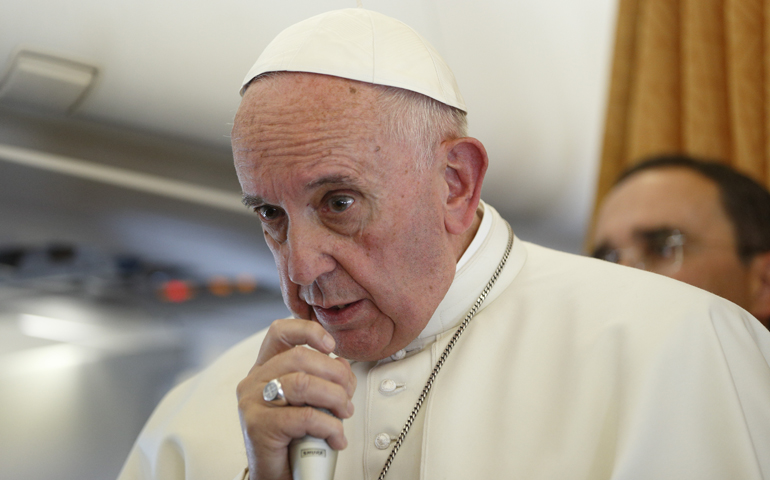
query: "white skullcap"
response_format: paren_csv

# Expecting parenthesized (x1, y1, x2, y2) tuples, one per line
(240, 8, 466, 112)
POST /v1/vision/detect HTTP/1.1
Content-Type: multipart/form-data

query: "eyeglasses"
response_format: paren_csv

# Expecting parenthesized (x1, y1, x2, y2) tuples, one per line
(592, 229, 686, 275)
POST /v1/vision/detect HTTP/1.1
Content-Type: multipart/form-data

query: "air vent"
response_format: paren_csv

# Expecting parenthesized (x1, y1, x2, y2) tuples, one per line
(0, 49, 98, 115)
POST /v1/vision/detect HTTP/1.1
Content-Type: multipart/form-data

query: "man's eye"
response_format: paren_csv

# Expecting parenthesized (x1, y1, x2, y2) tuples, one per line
(328, 196, 354, 213)
(592, 246, 620, 263)
(257, 205, 283, 221)
(644, 230, 684, 259)
(647, 240, 675, 258)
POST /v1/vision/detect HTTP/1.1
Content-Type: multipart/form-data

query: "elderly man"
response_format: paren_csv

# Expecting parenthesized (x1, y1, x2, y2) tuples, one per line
(118, 9, 770, 480)
(591, 155, 770, 328)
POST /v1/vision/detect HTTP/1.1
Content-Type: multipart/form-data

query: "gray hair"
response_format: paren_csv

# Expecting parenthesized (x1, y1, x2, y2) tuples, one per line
(243, 72, 468, 171)
(373, 84, 468, 170)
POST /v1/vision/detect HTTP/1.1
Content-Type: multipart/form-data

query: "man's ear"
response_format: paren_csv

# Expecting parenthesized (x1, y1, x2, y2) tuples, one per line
(441, 137, 488, 235)
(747, 251, 770, 328)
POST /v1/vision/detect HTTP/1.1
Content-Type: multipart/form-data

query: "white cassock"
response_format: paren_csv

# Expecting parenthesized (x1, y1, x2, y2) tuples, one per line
(117, 202, 770, 480)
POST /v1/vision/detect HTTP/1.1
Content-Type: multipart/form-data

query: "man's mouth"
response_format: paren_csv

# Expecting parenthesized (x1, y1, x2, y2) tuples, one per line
(329, 303, 354, 311)
(312, 300, 364, 326)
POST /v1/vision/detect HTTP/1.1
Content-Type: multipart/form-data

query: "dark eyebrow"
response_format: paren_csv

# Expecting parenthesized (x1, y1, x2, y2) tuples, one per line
(241, 194, 266, 208)
(633, 227, 681, 242)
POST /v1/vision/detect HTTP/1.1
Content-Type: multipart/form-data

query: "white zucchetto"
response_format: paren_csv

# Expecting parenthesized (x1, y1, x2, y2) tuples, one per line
(240, 8, 466, 112)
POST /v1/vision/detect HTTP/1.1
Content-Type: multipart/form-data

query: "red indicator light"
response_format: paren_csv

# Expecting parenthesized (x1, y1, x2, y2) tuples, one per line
(161, 279, 192, 303)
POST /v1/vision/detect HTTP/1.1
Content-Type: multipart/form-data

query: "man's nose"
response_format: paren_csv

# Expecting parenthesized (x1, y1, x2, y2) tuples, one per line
(285, 223, 336, 286)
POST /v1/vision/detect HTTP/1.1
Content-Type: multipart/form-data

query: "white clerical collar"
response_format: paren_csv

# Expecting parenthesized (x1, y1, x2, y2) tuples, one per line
(455, 202, 492, 272)
(396, 201, 526, 355)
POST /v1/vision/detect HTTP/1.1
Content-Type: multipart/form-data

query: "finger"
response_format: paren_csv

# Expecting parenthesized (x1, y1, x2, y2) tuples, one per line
(335, 356, 356, 397)
(240, 405, 346, 480)
(273, 371, 355, 419)
(262, 346, 354, 395)
(257, 318, 336, 365)
(240, 351, 356, 429)
(268, 405, 347, 450)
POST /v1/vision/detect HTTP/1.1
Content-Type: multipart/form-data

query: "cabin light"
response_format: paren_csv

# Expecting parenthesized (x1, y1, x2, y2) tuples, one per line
(235, 273, 258, 294)
(18, 314, 104, 343)
(0, 343, 97, 377)
(208, 275, 232, 297)
(0, 48, 98, 114)
(159, 279, 195, 303)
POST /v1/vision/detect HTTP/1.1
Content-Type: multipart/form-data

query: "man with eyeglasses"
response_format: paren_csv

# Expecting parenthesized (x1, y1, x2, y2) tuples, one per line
(591, 154, 770, 329)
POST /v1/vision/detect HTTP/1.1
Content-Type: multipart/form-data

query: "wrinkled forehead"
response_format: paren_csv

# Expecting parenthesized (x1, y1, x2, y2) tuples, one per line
(232, 73, 384, 141)
(231, 74, 399, 191)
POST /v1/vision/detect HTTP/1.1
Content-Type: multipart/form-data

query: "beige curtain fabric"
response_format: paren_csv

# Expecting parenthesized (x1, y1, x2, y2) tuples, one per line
(595, 0, 770, 214)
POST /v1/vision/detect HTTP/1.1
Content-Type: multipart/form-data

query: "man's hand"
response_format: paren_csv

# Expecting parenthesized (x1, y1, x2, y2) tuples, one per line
(237, 319, 357, 480)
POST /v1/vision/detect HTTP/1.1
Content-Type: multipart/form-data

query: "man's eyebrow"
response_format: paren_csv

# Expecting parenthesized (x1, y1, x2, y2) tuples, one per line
(633, 227, 681, 241)
(242, 194, 266, 208)
(240, 175, 362, 208)
(306, 174, 361, 190)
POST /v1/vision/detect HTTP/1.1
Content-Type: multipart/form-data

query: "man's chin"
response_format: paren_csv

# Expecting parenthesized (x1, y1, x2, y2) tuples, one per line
(331, 329, 394, 362)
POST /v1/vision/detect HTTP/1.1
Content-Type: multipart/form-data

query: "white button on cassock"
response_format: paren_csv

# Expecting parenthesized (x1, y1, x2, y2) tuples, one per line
(374, 432, 392, 450)
(379, 379, 397, 393)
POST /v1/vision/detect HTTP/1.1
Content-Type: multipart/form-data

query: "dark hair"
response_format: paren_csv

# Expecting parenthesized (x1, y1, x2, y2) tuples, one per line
(616, 154, 770, 263)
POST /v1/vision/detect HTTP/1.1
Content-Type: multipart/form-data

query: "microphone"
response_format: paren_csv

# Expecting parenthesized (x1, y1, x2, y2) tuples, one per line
(289, 408, 338, 480)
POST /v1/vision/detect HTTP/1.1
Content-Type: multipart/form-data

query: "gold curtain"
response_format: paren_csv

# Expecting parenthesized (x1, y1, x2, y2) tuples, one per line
(594, 0, 770, 215)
